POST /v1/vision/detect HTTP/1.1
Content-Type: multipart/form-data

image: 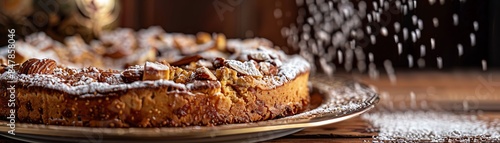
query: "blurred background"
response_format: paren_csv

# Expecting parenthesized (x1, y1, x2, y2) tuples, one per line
(0, 0, 499, 70)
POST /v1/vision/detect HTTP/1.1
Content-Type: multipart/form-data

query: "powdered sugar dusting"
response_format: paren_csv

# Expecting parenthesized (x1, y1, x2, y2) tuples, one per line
(224, 60, 263, 77)
(73, 75, 96, 86)
(280, 75, 378, 121)
(258, 56, 310, 89)
(278, 56, 310, 80)
(145, 62, 169, 70)
(1, 72, 188, 98)
(226, 38, 273, 53)
(362, 111, 500, 142)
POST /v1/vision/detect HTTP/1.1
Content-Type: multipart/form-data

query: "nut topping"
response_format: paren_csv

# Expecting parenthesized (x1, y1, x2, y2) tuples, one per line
(224, 60, 262, 77)
(122, 68, 143, 83)
(246, 52, 272, 62)
(102, 43, 131, 59)
(143, 62, 171, 81)
(98, 70, 122, 84)
(196, 32, 212, 44)
(196, 60, 213, 69)
(0, 65, 6, 74)
(99, 28, 137, 59)
(174, 35, 198, 55)
(0, 57, 6, 65)
(194, 67, 217, 80)
(215, 33, 226, 51)
(213, 57, 225, 68)
(19, 58, 57, 74)
(259, 62, 278, 75)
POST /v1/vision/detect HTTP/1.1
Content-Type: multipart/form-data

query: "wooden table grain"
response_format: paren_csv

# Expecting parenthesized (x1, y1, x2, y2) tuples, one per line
(1, 70, 499, 143)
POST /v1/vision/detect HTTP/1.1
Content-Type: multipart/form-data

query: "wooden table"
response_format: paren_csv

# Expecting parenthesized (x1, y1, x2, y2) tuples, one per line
(1, 70, 499, 143)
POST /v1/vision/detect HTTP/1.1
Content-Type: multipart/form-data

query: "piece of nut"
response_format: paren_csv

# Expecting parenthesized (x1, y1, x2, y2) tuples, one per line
(99, 70, 122, 84)
(102, 42, 131, 59)
(246, 52, 273, 62)
(143, 62, 171, 81)
(196, 32, 212, 44)
(90, 41, 107, 55)
(196, 60, 213, 69)
(243, 38, 273, 49)
(98, 71, 114, 82)
(124, 46, 157, 69)
(174, 74, 190, 83)
(0, 57, 6, 65)
(212, 57, 225, 68)
(19, 58, 57, 74)
(174, 35, 196, 48)
(186, 80, 221, 95)
(224, 60, 262, 77)
(14, 50, 28, 64)
(246, 46, 282, 61)
(170, 55, 203, 66)
(99, 28, 137, 59)
(259, 62, 278, 75)
(194, 67, 217, 80)
(215, 33, 226, 51)
(0, 65, 6, 74)
(122, 68, 143, 83)
(174, 35, 198, 55)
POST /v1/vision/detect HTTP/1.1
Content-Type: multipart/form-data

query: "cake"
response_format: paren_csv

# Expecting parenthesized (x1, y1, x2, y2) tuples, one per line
(0, 28, 311, 127)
